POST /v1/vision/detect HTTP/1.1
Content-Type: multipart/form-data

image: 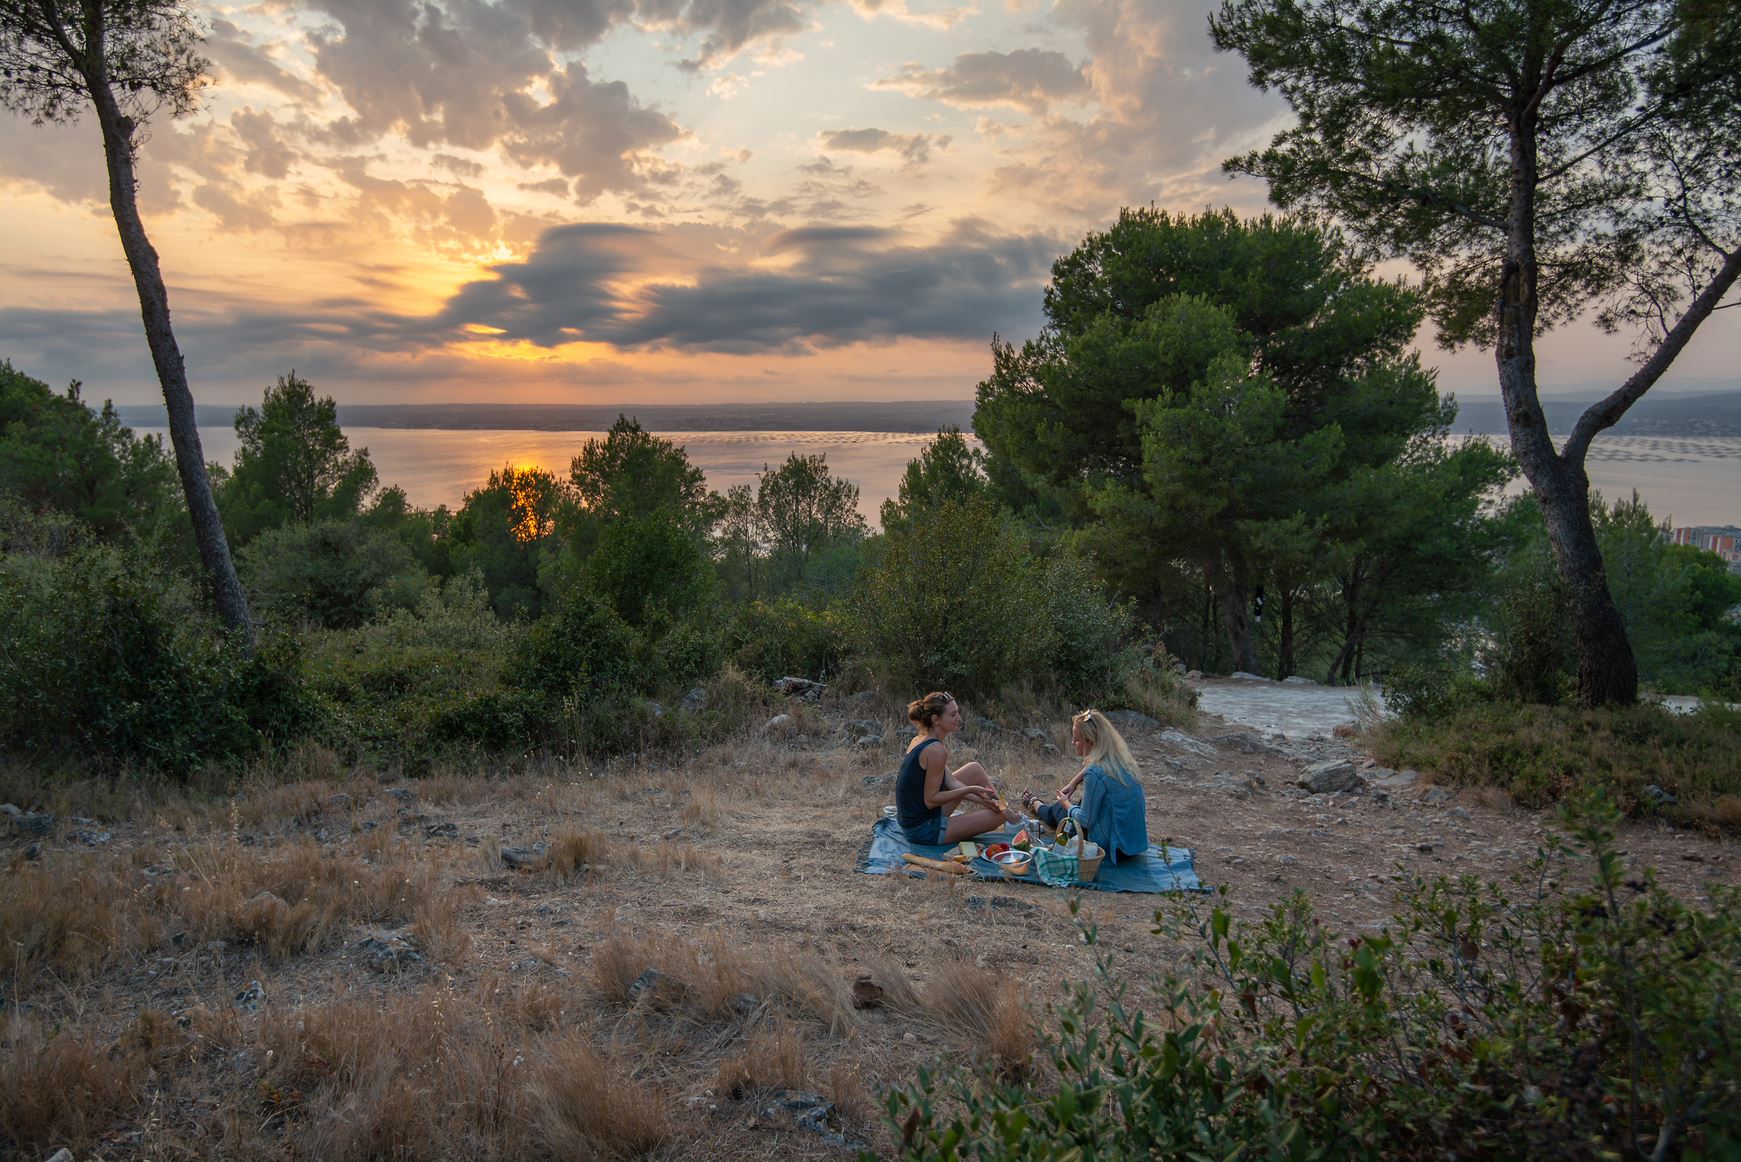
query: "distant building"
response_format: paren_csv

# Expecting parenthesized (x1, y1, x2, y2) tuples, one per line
(1671, 525, 1741, 574)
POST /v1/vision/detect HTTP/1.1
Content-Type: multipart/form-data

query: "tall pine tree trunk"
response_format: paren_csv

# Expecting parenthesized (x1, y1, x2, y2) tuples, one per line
(1210, 553, 1259, 675)
(85, 47, 253, 645)
(1498, 107, 1630, 705)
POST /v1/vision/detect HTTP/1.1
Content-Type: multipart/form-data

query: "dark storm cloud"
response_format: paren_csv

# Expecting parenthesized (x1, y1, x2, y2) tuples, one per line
(876, 48, 1088, 115)
(438, 218, 1056, 353)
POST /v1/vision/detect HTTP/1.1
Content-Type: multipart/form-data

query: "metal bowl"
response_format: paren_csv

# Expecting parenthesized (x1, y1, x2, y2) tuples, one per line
(991, 849, 1032, 875)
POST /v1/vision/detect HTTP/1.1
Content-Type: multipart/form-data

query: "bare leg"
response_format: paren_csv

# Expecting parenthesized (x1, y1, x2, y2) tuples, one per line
(944, 808, 1008, 843)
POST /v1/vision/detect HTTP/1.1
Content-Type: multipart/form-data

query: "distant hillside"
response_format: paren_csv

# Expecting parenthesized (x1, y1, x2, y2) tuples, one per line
(111, 400, 978, 435)
(1451, 390, 1741, 436)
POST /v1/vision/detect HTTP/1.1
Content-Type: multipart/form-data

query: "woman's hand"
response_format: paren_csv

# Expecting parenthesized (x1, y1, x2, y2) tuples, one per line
(1055, 788, 1074, 810)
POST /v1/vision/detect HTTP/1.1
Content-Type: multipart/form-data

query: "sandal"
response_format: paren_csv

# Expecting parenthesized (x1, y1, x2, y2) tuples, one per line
(1019, 790, 1043, 815)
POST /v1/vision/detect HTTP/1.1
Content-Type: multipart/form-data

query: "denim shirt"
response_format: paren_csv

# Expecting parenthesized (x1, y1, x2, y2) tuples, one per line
(1071, 762, 1149, 865)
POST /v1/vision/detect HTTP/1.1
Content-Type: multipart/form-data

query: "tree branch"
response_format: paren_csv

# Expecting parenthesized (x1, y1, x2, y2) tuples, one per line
(1563, 243, 1741, 464)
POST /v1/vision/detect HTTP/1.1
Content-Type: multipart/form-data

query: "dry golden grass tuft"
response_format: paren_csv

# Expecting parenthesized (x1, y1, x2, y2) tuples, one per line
(716, 1021, 808, 1098)
(590, 931, 857, 1033)
(0, 1016, 146, 1154)
(0, 856, 137, 988)
(544, 827, 724, 882)
(923, 963, 1033, 1078)
(530, 1034, 672, 1159)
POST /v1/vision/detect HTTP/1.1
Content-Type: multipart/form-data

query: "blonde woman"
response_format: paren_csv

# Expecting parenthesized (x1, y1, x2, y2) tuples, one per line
(1021, 709, 1149, 866)
(895, 691, 1018, 845)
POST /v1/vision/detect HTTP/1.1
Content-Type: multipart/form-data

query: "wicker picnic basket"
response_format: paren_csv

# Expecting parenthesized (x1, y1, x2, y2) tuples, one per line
(1034, 825, 1103, 886)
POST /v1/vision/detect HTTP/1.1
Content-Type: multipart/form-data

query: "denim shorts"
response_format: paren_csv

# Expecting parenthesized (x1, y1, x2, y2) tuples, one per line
(901, 811, 948, 846)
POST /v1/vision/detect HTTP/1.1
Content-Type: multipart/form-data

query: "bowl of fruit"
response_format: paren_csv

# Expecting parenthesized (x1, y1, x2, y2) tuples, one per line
(990, 848, 1033, 876)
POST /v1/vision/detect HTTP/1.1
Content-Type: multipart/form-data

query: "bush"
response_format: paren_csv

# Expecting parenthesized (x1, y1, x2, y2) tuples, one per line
(300, 576, 533, 769)
(1382, 660, 1488, 720)
(726, 597, 846, 683)
(887, 801, 1741, 1159)
(0, 545, 304, 774)
(1369, 698, 1741, 829)
(240, 517, 428, 630)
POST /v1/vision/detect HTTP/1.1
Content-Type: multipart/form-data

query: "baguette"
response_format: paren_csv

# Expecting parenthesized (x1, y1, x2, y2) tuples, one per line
(901, 853, 974, 876)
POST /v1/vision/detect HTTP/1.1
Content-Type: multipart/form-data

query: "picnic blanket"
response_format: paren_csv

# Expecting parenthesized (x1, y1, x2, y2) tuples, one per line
(858, 817, 1206, 894)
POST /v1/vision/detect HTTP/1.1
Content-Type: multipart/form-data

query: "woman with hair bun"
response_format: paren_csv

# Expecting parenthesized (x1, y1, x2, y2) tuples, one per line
(895, 691, 1017, 845)
(1020, 709, 1149, 866)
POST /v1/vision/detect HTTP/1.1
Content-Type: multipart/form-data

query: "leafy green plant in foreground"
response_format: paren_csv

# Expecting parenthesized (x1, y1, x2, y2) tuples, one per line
(886, 802, 1739, 1160)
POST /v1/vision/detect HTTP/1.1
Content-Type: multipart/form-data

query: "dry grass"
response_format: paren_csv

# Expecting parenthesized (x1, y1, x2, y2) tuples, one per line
(531, 1034, 672, 1159)
(545, 827, 724, 882)
(716, 1022, 808, 1098)
(0, 1015, 147, 1153)
(922, 963, 1033, 1079)
(590, 931, 857, 1034)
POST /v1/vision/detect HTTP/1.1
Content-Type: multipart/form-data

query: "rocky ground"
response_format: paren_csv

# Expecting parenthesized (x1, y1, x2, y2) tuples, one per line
(2, 686, 1736, 1159)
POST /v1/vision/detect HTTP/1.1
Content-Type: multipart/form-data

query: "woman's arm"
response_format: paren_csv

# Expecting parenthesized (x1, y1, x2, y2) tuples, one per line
(923, 747, 992, 809)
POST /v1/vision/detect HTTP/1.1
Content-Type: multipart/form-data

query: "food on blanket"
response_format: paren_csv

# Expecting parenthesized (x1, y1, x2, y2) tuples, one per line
(991, 849, 1032, 875)
(946, 851, 971, 864)
(901, 853, 973, 875)
(958, 841, 979, 859)
(1011, 828, 1033, 852)
(981, 843, 1011, 860)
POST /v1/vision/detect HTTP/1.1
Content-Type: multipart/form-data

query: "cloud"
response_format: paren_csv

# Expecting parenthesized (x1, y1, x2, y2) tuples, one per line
(875, 48, 1088, 114)
(435, 217, 1056, 352)
(847, 0, 977, 31)
(817, 128, 950, 165)
(498, 62, 686, 201)
(230, 110, 299, 180)
(205, 19, 322, 101)
(636, 0, 814, 71)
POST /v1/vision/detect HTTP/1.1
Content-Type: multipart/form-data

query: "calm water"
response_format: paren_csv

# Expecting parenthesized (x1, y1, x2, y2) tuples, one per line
(141, 427, 1741, 529)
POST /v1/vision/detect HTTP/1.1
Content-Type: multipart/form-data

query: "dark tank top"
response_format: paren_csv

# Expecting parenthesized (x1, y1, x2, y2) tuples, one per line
(896, 738, 941, 830)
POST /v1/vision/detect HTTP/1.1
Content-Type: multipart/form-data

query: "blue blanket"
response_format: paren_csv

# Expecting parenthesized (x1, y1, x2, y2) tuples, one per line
(858, 817, 1206, 894)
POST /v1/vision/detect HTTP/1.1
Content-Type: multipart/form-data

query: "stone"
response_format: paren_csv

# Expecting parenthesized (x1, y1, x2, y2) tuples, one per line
(842, 719, 882, 739)
(1105, 709, 1162, 733)
(1281, 675, 1317, 685)
(500, 844, 548, 871)
(72, 829, 113, 846)
(22, 842, 41, 861)
(851, 973, 884, 1009)
(1022, 727, 1051, 744)
(1229, 671, 1271, 682)
(358, 931, 424, 974)
(1185, 669, 1204, 680)
(234, 980, 266, 1013)
(0, 803, 17, 817)
(863, 772, 895, 788)
(764, 713, 796, 737)
(1158, 729, 1216, 757)
(644, 700, 664, 719)
(896, 724, 917, 743)
(628, 967, 669, 1000)
(1211, 730, 1275, 755)
(682, 687, 708, 712)
(328, 793, 353, 812)
(424, 821, 459, 839)
(1422, 787, 1454, 806)
(386, 787, 414, 803)
(44, 1149, 73, 1162)
(772, 676, 826, 701)
(1447, 807, 1472, 821)
(1645, 784, 1678, 807)
(10, 811, 56, 837)
(854, 735, 884, 749)
(1298, 760, 1366, 795)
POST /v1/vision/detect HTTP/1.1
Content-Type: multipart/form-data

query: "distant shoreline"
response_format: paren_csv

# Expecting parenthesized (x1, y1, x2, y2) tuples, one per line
(112, 400, 979, 435)
(107, 389, 1741, 438)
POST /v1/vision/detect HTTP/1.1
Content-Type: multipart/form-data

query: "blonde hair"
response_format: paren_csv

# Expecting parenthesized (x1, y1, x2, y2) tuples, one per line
(907, 691, 955, 729)
(1072, 709, 1137, 784)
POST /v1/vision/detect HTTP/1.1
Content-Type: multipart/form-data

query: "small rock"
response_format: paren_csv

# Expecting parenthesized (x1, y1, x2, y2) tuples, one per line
(854, 735, 884, 749)
(1644, 784, 1678, 807)
(1447, 807, 1472, 822)
(71, 829, 113, 846)
(1423, 787, 1454, 806)
(628, 968, 667, 1000)
(1211, 730, 1274, 755)
(772, 676, 826, 701)
(863, 772, 894, 788)
(11, 811, 56, 837)
(1021, 727, 1051, 744)
(682, 687, 707, 712)
(730, 992, 761, 1015)
(1105, 709, 1162, 733)
(1281, 675, 1317, 685)
(358, 931, 424, 974)
(44, 1149, 73, 1162)
(764, 713, 797, 737)
(1298, 760, 1366, 795)
(902, 1031, 919, 1043)
(386, 787, 414, 804)
(851, 973, 884, 1009)
(22, 842, 41, 861)
(424, 821, 459, 839)
(0, 803, 18, 818)
(1332, 723, 1359, 739)
(1229, 671, 1271, 682)
(329, 793, 352, 810)
(500, 844, 548, 870)
(1185, 669, 1203, 680)
(234, 980, 266, 1013)
(644, 700, 664, 718)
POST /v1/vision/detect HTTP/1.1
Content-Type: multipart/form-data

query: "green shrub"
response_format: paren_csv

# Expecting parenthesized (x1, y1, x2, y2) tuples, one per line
(1035, 551, 1144, 704)
(1382, 660, 1489, 720)
(300, 576, 531, 769)
(240, 516, 428, 630)
(726, 597, 846, 682)
(1370, 699, 1741, 828)
(887, 802, 1741, 1159)
(0, 546, 304, 774)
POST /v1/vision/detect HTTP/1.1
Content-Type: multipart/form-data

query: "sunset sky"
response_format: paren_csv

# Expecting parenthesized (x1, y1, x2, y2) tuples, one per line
(1, 0, 1735, 408)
